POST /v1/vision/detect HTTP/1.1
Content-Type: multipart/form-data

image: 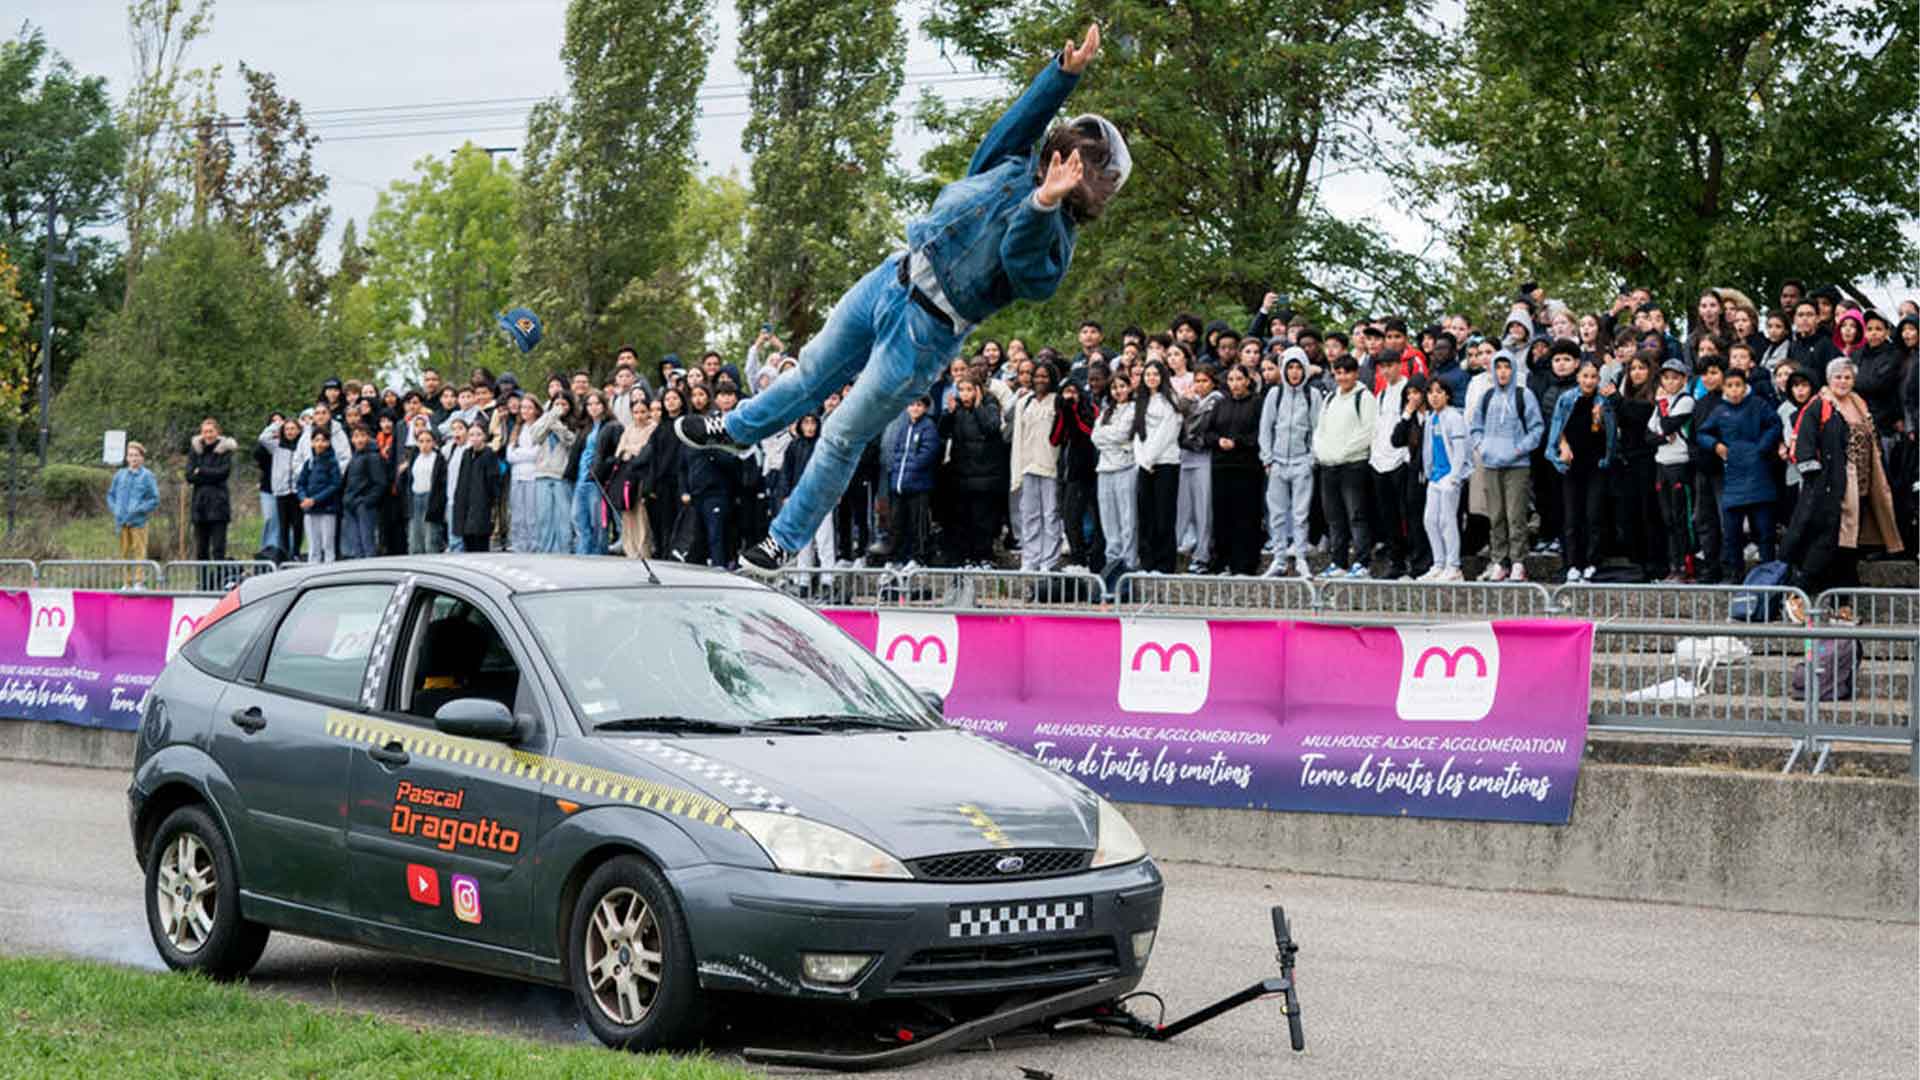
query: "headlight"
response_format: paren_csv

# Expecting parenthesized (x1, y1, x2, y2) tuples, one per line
(1090, 797, 1148, 868)
(733, 810, 912, 880)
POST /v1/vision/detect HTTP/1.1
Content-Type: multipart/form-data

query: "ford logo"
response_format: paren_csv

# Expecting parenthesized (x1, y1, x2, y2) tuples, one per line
(993, 855, 1025, 875)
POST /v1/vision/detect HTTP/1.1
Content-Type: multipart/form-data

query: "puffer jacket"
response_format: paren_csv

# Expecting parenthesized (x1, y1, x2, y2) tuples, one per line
(185, 435, 237, 523)
(1178, 389, 1221, 466)
(1695, 393, 1780, 507)
(1312, 385, 1376, 466)
(940, 399, 1006, 493)
(1469, 378, 1544, 469)
(1258, 360, 1322, 475)
(883, 414, 941, 496)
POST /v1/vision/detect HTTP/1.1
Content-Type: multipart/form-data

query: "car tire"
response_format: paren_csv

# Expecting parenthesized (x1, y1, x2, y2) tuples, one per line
(569, 855, 703, 1051)
(144, 805, 270, 980)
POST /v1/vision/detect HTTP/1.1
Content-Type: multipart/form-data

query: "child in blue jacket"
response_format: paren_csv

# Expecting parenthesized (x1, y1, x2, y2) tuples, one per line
(1694, 365, 1780, 580)
(678, 25, 1124, 578)
(296, 429, 345, 564)
(880, 396, 942, 566)
(107, 442, 161, 563)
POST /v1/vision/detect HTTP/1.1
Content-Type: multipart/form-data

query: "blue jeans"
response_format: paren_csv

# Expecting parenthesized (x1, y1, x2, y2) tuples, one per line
(572, 480, 605, 555)
(536, 477, 571, 553)
(342, 504, 380, 559)
(724, 254, 963, 552)
(258, 491, 278, 552)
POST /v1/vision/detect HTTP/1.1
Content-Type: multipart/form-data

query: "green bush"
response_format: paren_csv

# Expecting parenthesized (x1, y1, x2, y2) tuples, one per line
(38, 464, 110, 514)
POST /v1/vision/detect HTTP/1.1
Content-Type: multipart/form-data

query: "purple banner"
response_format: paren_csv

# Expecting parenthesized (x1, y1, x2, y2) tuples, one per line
(827, 611, 1594, 824)
(1, 589, 217, 731)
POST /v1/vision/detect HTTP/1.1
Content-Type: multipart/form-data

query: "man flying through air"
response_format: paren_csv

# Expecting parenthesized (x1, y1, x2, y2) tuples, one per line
(678, 24, 1125, 576)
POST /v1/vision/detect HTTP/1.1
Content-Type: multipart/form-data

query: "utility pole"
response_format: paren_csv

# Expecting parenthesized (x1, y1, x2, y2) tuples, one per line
(37, 199, 56, 468)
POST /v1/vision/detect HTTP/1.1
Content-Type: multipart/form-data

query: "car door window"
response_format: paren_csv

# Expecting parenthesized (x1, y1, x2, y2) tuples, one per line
(180, 601, 279, 679)
(395, 590, 526, 723)
(262, 584, 395, 704)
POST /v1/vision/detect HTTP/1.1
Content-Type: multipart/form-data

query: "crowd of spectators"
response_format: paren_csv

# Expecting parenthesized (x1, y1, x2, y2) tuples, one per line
(110, 279, 1917, 619)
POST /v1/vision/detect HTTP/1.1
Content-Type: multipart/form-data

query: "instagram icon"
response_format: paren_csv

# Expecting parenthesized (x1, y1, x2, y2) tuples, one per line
(451, 874, 482, 925)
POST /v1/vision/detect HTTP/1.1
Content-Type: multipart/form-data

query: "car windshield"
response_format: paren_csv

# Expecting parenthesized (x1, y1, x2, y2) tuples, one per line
(516, 588, 937, 734)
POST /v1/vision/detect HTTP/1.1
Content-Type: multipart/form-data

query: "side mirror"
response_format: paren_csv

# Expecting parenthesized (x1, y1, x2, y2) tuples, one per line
(918, 689, 945, 717)
(434, 698, 520, 741)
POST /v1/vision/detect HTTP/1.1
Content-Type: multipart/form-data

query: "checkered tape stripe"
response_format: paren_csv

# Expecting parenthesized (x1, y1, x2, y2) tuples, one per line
(948, 898, 1088, 939)
(359, 575, 417, 709)
(324, 710, 737, 830)
(490, 565, 560, 592)
(631, 739, 800, 816)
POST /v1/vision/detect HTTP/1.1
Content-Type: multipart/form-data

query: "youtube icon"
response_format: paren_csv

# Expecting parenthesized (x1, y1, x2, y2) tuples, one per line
(406, 864, 441, 907)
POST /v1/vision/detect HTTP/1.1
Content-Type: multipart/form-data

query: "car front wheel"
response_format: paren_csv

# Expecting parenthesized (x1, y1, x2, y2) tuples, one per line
(144, 805, 269, 979)
(569, 855, 702, 1051)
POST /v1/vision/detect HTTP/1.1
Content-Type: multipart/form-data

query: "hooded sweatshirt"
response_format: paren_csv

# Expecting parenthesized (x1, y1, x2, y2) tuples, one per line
(1091, 399, 1136, 473)
(1469, 373, 1544, 469)
(1258, 352, 1323, 475)
(1313, 381, 1376, 467)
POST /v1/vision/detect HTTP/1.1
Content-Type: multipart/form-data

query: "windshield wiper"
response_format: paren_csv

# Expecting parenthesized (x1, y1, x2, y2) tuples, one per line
(592, 716, 748, 735)
(761, 713, 919, 731)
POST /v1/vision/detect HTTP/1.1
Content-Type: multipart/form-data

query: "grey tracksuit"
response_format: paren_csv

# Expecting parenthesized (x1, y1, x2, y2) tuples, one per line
(1257, 362, 1323, 558)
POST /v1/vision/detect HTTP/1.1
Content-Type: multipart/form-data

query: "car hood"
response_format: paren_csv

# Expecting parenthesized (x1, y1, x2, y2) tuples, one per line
(606, 729, 1098, 860)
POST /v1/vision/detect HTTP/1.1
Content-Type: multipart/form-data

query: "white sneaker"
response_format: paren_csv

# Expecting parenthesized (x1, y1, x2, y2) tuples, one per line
(1262, 558, 1286, 578)
(1582, 565, 1597, 581)
(1441, 567, 1465, 581)
(1510, 562, 1526, 582)
(1487, 563, 1508, 582)
(1417, 566, 1443, 581)
(1295, 558, 1312, 579)
(1565, 568, 1583, 584)
(1348, 563, 1371, 580)
(1320, 564, 1345, 579)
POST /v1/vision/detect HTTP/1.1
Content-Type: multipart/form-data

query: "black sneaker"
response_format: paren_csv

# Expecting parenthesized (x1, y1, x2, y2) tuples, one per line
(739, 536, 789, 580)
(675, 413, 752, 456)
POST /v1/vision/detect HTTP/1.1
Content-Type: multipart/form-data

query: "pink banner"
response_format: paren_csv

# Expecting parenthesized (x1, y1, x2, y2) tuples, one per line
(1, 589, 217, 730)
(826, 611, 1593, 824)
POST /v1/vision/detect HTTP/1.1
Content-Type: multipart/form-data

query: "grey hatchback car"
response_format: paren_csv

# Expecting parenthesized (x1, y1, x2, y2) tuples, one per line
(129, 555, 1162, 1051)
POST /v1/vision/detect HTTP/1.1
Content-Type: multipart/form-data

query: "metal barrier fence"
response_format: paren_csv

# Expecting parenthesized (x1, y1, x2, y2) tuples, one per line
(0, 559, 34, 589)
(33, 559, 163, 591)
(156, 560, 280, 593)
(1113, 572, 1318, 617)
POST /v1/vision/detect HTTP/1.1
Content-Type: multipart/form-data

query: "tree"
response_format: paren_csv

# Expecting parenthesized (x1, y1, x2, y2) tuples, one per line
(200, 63, 330, 305)
(119, 0, 217, 298)
(918, 0, 1437, 341)
(57, 224, 332, 458)
(676, 169, 751, 359)
(364, 144, 517, 379)
(513, 0, 714, 372)
(1411, 0, 1919, 309)
(736, 0, 906, 341)
(0, 244, 30, 434)
(0, 25, 125, 393)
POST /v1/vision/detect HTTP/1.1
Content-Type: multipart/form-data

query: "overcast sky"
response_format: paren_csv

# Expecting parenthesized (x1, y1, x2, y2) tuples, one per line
(15, 0, 1418, 260)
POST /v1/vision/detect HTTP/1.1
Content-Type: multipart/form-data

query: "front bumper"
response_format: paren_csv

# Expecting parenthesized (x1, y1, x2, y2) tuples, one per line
(672, 857, 1163, 1001)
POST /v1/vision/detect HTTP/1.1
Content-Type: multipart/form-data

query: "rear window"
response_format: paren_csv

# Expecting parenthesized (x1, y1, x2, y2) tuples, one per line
(180, 600, 278, 679)
(262, 584, 394, 704)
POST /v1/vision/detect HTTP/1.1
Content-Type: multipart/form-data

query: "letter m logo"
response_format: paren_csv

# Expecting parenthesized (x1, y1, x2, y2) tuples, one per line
(874, 612, 958, 697)
(1394, 624, 1501, 721)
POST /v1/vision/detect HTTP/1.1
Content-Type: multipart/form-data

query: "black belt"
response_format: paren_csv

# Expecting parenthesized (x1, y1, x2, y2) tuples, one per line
(898, 255, 955, 331)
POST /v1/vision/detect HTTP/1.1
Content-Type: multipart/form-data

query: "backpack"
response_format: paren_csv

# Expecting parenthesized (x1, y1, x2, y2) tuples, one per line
(1729, 560, 1791, 622)
(1474, 382, 1529, 432)
(1790, 638, 1857, 702)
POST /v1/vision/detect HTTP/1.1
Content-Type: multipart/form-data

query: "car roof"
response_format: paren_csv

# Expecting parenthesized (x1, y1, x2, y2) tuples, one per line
(240, 554, 763, 603)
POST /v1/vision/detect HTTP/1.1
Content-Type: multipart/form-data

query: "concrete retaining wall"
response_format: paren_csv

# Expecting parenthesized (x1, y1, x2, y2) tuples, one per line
(0, 720, 135, 771)
(1121, 764, 1917, 922)
(5, 719, 1912, 921)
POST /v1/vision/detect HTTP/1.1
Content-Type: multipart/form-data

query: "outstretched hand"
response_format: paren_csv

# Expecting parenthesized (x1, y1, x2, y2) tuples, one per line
(1060, 23, 1100, 74)
(1035, 148, 1084, 209)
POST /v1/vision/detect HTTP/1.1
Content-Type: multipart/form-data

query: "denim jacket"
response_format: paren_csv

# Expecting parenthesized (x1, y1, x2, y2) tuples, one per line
(905, 53, 1082, 326)
(1546, 387, 1618, 474)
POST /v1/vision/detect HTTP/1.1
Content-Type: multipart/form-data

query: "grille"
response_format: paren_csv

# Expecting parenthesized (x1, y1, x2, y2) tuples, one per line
(887, 936, 1119, 995)
(909, 848, 1092, 882)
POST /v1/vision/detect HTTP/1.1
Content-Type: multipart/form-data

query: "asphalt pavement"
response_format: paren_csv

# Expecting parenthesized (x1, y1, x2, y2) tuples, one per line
(2, 760, 1913, 1079)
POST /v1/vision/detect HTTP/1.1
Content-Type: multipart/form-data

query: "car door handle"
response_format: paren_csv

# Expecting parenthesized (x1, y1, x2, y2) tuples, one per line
(367, 741, 410, 767)
(229, 707, 267, 734)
